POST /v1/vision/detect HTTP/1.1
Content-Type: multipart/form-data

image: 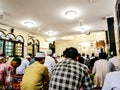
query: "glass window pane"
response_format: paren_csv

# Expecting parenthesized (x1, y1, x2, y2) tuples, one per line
(5, 41, 14, 56)
(0, 40, 4, 54)
(15, 43, 23, 56)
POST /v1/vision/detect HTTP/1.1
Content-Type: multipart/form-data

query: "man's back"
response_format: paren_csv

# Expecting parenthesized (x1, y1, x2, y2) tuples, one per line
(21, 61, 50, 90)
(109, 56, 120, 70)
(102, 71, 120, 90)
(49, 58, 93, 90)
(93, 59, 112, 75)
(92, 59, 113, 87)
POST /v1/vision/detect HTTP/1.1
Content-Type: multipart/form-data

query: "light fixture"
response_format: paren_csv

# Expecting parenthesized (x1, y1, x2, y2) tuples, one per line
(45, 31, 57, 36)
(23, 21, 35, 28)
(61, 7, 82, 20)
(75, 26, 87, 33)
(65, 10, 78, 19)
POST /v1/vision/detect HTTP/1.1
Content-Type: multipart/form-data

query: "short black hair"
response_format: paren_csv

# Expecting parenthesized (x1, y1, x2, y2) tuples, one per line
(99, 52, 107, 59)
(63, 48, 69, 58)
(63, 47, 78, 60)
(91, 53, 95, 57)
(12, 57, 22, 66)
(78, 57, 84, 64)
(35, 57, 45, 61)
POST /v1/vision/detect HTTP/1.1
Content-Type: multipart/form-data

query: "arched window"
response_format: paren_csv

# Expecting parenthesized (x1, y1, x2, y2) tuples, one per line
(16, 35, 24, 42)
(0, 31, 6, 39)
(0, 31, 25, 57)
(0, 31, 6, 54)
(34, 39, 40, 54)
(15, 35, 24, 57)
(6, 33, 15, 40)
(27, 38, 34, 55)
(5, 33, 16, 56)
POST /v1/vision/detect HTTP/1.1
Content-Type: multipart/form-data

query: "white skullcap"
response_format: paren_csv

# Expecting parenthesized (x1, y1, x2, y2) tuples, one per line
(53, 53, 57, 58)
(0, 56, 4, 60)
(26, 55, 31, 58)
(35, 52, 45, 58)
(47, 49, 52, 55)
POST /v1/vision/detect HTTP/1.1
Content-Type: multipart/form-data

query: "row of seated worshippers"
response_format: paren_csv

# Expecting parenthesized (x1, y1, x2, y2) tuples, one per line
(78, 52, 120, 90)
(101, 56, 120, 90)
(0, 49, 56, 90)
(0, 48, 91, 90)
(0, 48, 120, 90)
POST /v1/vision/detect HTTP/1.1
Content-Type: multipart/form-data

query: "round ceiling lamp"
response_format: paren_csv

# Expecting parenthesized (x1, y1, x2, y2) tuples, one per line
(45, 31, 57, 36)
(23, 21, 35, 28)
(65, 10, 78, 19)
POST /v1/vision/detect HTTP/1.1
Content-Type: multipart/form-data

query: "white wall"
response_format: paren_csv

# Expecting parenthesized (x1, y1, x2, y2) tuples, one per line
(55, 31, 106, 56)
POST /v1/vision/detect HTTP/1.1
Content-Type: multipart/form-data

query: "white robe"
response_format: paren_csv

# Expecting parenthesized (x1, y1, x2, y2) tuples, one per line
(16, 59, 29, 74)
(102, 71, 120, 90)
(92, 59, 113, 87)
(44, 56, 56, 76)
(109, 56, 120, 70)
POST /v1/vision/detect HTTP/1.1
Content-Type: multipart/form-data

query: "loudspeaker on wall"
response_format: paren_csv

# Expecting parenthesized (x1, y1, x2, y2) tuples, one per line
(10, 28, 14, 33)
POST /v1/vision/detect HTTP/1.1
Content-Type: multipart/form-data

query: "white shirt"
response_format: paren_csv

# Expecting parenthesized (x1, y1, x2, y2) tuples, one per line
(102, 71, 120, 90)
(58, 57, 65, 62)
(44, 56, 56, 75)
(16, 59, 29, 74)
(92, 59, 113, 87)
(109, 56, 120, 70)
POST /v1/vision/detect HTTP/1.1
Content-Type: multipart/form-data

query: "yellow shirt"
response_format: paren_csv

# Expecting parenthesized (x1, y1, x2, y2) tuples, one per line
(21, 61, 50, 90)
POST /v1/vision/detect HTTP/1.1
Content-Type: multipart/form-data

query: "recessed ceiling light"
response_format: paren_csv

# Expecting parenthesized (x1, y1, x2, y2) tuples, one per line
(65, 10, 78, 19)
(45, 31, 57, 36)
(61, 7, 81, 20)
(23, 21, 35, 28)
(65, 10, 77, 19)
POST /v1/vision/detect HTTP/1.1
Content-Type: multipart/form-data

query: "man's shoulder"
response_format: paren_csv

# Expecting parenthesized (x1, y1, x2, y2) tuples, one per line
(95, 59, 107, 62)
(109, 56, 120, 61)
(22, 59, 29, 63)
(41, 64, 48, 69)
(56, 59, 88, 69)
(107, 71, 120, 76)
(45, 56, 54, 60)
(32, 62, 47, 68)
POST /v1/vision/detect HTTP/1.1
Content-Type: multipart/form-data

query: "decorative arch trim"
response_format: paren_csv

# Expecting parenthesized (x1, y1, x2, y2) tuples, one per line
(0, 31, 6, 39)
(6, 33, 16, 40)
(16, 35, 24, 42)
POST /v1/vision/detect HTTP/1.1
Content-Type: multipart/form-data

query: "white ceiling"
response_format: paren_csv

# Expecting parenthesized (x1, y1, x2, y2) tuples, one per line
(0, 0, 114, 38)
